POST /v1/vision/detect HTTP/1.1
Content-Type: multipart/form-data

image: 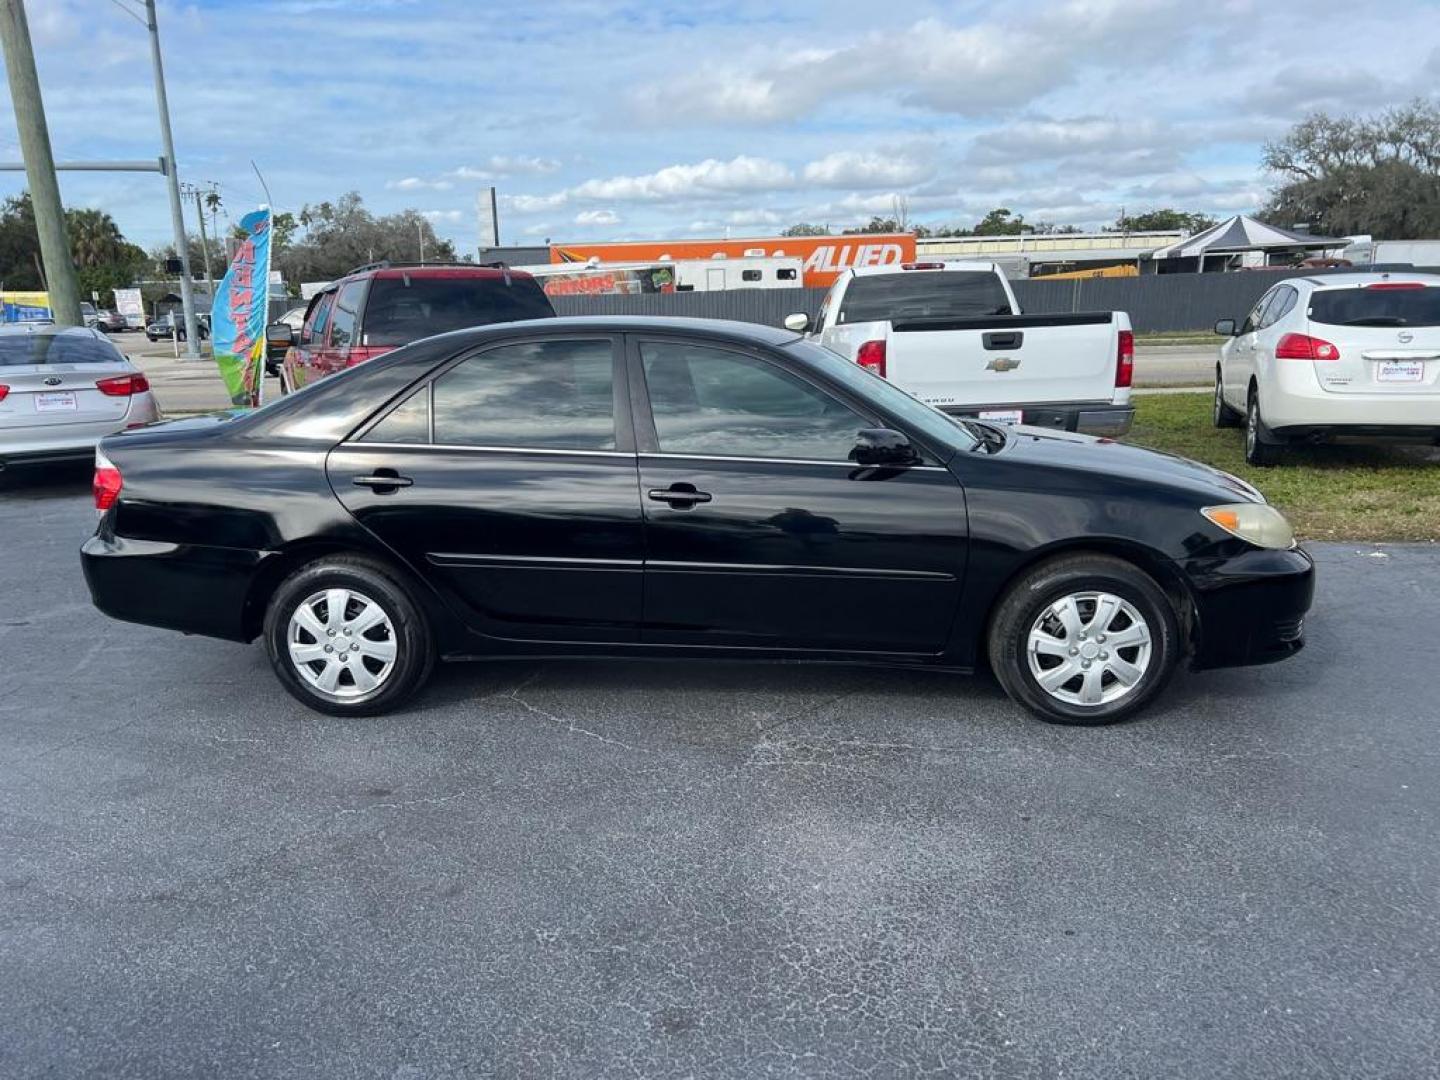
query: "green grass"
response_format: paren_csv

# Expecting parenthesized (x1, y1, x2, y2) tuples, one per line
(1134, 330, 1220, 346)
(1124, 393, 1440, 542)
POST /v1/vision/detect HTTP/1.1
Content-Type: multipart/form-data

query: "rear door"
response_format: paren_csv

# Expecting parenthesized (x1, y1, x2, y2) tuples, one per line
(1302, 282, 1440, 396)
(1225, 288, 1278, 404)
(0, 333, 137, 439)
(328, 333, 644, 643)
(630, 334, 968, 654)
(312, 279, 367, 377)
(289, 289, 336, 390)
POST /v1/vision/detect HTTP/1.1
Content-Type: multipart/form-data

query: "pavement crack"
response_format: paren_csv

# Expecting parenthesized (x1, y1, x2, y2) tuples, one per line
(503, 672, 644, 752)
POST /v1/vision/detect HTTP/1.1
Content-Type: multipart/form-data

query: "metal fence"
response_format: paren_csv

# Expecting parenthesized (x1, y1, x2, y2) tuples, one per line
(549, 269, 1406, 334)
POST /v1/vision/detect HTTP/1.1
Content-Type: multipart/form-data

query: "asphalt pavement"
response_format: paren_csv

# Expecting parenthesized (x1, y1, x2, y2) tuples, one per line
(1, 469, 1436, 1079)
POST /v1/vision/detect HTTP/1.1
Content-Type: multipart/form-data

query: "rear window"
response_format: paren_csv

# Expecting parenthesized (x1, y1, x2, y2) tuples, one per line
(361, 274, 556, 347)
(1308, 286, 1440, 327)
(0, 333, 122, 366)
(840, 271, 1012, 323)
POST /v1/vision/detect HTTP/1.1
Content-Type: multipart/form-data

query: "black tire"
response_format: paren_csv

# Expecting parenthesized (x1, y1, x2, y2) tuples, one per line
(263, 555, 434, 716)
(1213, 367, 1241, 428)
(987, 553, 1181, 726)
(1244, 387, 1282, 467)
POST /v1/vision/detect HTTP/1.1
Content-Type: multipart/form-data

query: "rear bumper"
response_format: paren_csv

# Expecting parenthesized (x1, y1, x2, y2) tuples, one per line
(0, 396, 162, 469)
(1185, 546, 1316, 670)
(942, 401, 1135, 436)
(81, 530, 261, 642)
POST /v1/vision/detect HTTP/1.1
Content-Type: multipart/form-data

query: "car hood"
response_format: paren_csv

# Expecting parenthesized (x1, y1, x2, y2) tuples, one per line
(992, 424, 1264, 503)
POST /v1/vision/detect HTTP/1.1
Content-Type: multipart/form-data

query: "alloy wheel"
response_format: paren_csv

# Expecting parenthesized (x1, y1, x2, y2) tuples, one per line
(286, 588, 398, 700)
(1026, 591, 1153, 707)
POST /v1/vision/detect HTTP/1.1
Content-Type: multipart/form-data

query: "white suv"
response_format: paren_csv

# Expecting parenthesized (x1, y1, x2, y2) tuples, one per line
(1214, 273, 1440, 465)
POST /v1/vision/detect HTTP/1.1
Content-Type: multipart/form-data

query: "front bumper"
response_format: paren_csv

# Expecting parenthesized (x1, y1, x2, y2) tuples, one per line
(941, 401, 1135, 437)
(1185, 546, 1316, 670)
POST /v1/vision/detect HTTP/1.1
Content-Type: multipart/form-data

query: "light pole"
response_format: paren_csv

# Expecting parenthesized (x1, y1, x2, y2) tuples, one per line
(142, 0, 200, 357)
(0, 0, 83, 326)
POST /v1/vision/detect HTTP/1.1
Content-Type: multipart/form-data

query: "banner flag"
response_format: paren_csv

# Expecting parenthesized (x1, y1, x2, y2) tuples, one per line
(211, 208, 273, 408)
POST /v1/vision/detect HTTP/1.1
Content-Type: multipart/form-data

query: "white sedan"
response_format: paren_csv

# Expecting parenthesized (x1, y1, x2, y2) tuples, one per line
(1214, 272, 1440, 465)
(0, 325, 162, 471)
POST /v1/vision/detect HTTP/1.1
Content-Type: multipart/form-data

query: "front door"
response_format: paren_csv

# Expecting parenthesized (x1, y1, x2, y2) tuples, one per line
(630, 336, 968, 655)
(328, 334, 644, 643)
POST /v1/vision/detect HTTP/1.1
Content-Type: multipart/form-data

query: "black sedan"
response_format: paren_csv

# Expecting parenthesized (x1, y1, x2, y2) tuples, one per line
(81, 317, 1314, 725)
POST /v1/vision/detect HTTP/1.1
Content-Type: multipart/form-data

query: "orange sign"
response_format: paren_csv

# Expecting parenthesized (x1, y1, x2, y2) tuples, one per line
(550, 234, 917, 288)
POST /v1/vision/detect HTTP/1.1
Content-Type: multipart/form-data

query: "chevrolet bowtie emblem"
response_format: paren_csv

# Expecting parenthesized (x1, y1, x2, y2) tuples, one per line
(986, 357, 1020, 372)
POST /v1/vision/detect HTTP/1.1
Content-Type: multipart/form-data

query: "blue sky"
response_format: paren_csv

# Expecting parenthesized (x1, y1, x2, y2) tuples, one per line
(4, 0, 1439, 254)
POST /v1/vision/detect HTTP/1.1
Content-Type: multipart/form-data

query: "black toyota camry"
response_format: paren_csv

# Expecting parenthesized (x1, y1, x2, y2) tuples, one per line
(81, 316, 1314, 725)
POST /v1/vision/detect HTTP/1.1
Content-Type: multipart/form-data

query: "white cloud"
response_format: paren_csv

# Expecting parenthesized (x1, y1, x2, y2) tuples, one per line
(501, 192, 570, 213)
(575, 209, 621, 226)
(569, 156, 795, 202)
(450, 155, 561, 180)
(388, 176, 453, 191)
(802, 151, 933, 188)
(421, 209, 464, 223)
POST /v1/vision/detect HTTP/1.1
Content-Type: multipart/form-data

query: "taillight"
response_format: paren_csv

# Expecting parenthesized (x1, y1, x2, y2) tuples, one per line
(1275, 333, 1340, 361)
(1116, 329, 1134, 388)
(0, 384, 8, 402)
(856, 339, 887, 377)
(96, 374, 150, 396)
(900, 262, 944, 271)
(93, 448, 123, 511)
(1363, 282, 1426, 290)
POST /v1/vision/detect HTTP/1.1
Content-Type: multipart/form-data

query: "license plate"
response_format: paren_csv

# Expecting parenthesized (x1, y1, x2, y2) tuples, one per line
(978, 409, 1023, 424)
(33, 391, 77, 412)
(1377, 360, 1424, 383)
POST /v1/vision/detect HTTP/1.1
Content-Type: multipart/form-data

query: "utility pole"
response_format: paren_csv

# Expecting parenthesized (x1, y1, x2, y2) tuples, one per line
(0, 0, 83, 326)
(145, 0, 199, 357)
(184, 183, 215, 306)
(417, 221, 425, 264)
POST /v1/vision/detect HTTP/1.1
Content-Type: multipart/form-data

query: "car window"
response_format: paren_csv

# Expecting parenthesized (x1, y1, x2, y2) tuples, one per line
(0, 333, 123, 366)
(839, 271, 1011, 323)
(1260, 287, 1297, 329)
(361, 275, 554, 348)
(1308, 285, 1440, 327)
(431, 338, 615, 450)
(1241, 290, 1276, 335)
(329, 281, 365, 349)
(302, 292, 334, 346)
(361, 385, 430, 444)
(641, 340, 870, 461)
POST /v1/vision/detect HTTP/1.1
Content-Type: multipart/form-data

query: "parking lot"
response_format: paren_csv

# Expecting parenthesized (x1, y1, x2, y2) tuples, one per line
(2, 468, 1437, 1079)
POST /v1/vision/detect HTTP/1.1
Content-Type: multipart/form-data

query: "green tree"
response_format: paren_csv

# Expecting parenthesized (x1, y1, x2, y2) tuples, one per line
(0, 194, 147, 305)
(842, 216, 902, 234)
(972, 208, 1030, 236)
(276, 192, 456, 283)
(1260, 99, 1440, 238)
(781, 222, 830, 237)
(1112, 208, 1216, 233)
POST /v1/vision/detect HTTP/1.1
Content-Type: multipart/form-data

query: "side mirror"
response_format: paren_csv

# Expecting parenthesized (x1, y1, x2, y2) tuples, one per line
(265, 323, 294, 348)
(783, 312, 810, 333)
(849, 427, 919, 468)
(1214, 318, 1237, 336)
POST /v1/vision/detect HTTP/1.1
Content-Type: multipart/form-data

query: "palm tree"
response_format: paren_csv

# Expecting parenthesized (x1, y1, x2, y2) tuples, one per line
(66, 208, 125, 269)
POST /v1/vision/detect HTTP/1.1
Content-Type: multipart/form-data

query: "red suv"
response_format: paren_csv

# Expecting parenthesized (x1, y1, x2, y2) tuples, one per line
(275, 263, 555, 390)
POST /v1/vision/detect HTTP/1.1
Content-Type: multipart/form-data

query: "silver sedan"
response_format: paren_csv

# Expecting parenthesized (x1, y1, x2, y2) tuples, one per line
(0, 325, 162, 471)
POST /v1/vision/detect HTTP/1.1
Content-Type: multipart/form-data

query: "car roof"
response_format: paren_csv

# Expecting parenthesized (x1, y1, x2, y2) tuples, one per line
(1288, 271, 1440, 290)
(849, 260, 1001, 277)
(332, 264, 539, 286)
(416, 314, 803, 348)
(0, 323, 108, 340)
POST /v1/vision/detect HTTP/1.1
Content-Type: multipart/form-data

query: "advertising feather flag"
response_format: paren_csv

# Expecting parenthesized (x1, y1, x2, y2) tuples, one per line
(211, 208, 273, 408)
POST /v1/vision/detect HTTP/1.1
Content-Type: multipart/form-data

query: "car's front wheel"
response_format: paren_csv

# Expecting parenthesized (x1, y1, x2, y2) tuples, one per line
(1213, 368, 1241, 428)
(987, 553, 1181, 725)
(1244, 388, 1282, 467)
(263, 555, 434, 716)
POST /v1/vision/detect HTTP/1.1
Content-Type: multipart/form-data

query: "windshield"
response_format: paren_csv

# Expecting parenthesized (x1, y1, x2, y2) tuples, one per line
(783, 339, 977, 457)
(362, 275, 555, 347)
(0, 333, 123, 366)
(840, 271, 1012, 323)
(1308, 285, 1440, 327)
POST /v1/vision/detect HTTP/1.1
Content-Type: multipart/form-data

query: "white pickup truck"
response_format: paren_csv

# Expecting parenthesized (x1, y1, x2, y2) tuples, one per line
(789, 261, 1135, 436)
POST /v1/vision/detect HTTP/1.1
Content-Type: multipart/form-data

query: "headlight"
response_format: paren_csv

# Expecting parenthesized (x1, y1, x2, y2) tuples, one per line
(1201, 503, 1295, 550)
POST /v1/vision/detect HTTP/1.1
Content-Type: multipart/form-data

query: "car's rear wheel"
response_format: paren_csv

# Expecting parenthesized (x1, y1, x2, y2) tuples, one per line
(1244, 388, 1282, 467)
(263, 555, 433, 716)
(987, 553, 1180, 726)
(1213, 368, 1241, 428)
